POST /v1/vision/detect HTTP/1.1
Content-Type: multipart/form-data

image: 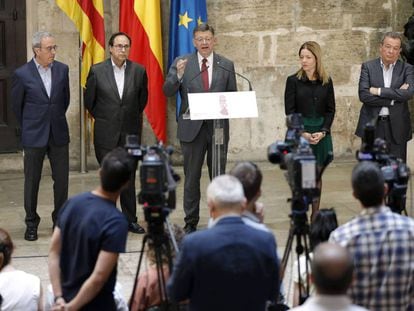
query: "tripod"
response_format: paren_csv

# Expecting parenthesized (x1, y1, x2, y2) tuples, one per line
(279, 197, 313, 306)
(129, 208, 180, 311)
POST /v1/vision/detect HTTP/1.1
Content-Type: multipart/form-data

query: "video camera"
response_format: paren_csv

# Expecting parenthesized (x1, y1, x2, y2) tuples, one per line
(267, 113, 318, 214)
(356, 123, 410, 214)
(125, 135, 180, 234)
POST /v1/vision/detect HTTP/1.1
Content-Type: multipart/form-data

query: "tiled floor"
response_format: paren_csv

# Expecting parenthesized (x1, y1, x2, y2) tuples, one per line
(1, 159, 412, 306)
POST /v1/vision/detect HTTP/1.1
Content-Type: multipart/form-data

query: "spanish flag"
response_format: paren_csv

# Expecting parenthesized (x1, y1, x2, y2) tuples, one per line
(55, 0, 105, 88)
(120, 0, 167, 143)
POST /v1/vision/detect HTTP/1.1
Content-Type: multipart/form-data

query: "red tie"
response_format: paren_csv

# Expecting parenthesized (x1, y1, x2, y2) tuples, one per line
(201, 58, 209, 91)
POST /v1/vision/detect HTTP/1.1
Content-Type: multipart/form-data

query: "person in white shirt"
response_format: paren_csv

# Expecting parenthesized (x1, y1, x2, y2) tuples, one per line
(0, 228, 43, 311)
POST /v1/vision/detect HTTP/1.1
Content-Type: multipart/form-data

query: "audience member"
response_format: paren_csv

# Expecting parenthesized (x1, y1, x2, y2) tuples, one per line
(167, 175, 280, 310)
(292, 208, 338, 306)
(229, 161, 267, 231)
(0, 228, 43, 310)
(130, 224, 185, 311)
(48, 148, 131, 310)
(290, 242, 368, 311)
(330, 161, 414, 309)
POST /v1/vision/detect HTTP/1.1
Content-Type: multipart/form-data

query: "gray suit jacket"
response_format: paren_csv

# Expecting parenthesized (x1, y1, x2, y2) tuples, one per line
(356, 58, 414, 143)
(163, 52, 237, 142)
(84, 59, 148, 149)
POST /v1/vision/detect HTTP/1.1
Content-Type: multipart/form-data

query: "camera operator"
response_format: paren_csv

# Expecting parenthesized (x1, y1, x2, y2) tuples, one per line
(48, 148, 131, 310)
(330, 161, 414, 310)
(167, 175, 280, 310)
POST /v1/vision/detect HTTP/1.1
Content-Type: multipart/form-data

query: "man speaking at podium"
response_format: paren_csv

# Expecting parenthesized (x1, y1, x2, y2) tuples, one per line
(163, 23, 237, 234)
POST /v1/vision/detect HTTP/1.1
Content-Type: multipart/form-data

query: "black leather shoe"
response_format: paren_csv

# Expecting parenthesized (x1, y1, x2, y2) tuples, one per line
(24, 227, 38, 241)
(184, 224, 197, 234)
(128, 222, 145, 234)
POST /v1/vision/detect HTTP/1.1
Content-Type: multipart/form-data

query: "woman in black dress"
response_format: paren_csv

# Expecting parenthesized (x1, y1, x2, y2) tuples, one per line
(284, 41, 336, 221)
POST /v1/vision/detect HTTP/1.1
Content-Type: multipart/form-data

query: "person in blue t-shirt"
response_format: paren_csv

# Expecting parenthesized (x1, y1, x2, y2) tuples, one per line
(48, 147, 132, 310)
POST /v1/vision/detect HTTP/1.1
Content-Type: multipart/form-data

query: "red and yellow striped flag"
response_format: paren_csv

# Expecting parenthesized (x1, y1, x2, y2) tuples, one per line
(56, 0, 105, 88)
(120, 0, 167, 143)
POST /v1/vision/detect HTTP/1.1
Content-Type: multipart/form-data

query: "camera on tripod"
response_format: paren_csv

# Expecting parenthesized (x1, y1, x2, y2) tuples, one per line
(267, 113, 319, 212)
(356, 123, 410, 214)
(125, 135, 180, 232)
(125, 135, 182, 310)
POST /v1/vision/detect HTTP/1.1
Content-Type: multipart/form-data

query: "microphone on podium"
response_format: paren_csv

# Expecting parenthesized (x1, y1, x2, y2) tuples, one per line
(215, 60, 253, 91)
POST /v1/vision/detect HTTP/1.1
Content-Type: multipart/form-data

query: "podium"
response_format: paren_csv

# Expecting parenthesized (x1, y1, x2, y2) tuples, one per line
(188, 91, 258, 178)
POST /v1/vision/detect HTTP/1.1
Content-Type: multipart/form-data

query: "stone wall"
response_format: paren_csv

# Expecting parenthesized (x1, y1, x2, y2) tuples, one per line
(27, 0, 414, 169)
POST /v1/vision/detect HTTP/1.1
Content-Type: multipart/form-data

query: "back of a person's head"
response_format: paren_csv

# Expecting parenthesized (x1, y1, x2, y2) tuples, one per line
(207, 174, 245, 210)
(310, 208, 338, 250)
(229, 161, 262, 203)
(100, 147, 132, 192)
(0, 228, 13, 271)
(312, 242, 354, 295)
(352, 161, 385, 207)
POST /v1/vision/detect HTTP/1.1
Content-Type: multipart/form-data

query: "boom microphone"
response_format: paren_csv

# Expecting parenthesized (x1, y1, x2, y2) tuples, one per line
(216, 61, 253, 91)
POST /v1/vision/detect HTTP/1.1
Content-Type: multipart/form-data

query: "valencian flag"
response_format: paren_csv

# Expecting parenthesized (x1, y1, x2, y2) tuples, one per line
(120, 0, 166, 143)
(55, 0, 105, 88)
(168, 0, 208, 120)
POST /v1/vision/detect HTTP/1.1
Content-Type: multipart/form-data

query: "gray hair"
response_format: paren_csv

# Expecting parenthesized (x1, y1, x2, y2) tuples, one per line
(207, 174, 245, 208)
(381, 31, 403, 45)
(32, 31, 54, 51)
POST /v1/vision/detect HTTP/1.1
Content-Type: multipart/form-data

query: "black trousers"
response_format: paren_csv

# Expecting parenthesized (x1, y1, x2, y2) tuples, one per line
(23, 142, 69, 228)
(376, 118, 407, 162)
(181, 122, 228, 226)
(95, 146, 138, 223)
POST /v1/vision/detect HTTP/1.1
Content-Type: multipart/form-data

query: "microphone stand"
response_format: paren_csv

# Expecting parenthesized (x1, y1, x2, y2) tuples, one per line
(212, 119, 224, 178)
(215, 62, 253, 91)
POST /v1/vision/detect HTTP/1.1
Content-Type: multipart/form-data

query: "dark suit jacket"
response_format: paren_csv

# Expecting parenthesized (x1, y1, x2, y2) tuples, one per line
(84, 59, 148, 149)
(167, 217, 280, 311)
(12, 59, 70, 148)
(163, 52, 237, 143)
(285, 74, 335, 133)
(356, 58, 414, 143)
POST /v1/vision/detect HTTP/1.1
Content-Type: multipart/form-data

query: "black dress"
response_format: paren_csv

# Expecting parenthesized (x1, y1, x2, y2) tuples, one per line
(284, 74, 336, 166)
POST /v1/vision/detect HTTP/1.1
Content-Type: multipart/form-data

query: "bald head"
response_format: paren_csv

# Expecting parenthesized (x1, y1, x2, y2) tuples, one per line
(311, 242, 354, 295)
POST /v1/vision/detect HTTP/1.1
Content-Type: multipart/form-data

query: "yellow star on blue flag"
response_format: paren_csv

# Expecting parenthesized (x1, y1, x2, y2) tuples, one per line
(179, 11, 193, 29)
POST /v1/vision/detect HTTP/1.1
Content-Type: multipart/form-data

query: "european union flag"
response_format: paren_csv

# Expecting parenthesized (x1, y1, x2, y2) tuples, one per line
(168, 0, 208, 120)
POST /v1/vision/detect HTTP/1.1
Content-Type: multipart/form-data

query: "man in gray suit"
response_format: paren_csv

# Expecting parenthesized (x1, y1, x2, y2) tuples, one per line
(84, 32, 148, 234)
(356, 31, 414, 162)
(163, 24, 237, 233)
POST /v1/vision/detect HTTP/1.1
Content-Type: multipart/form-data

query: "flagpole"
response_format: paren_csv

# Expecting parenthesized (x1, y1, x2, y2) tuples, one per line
(79, 36, 87, 173)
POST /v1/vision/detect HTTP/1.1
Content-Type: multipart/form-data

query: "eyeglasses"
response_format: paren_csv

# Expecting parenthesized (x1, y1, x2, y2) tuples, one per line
(194, 37, 213, 43)
(113, 44, 130, 50)
(40, 45, 58, 52)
